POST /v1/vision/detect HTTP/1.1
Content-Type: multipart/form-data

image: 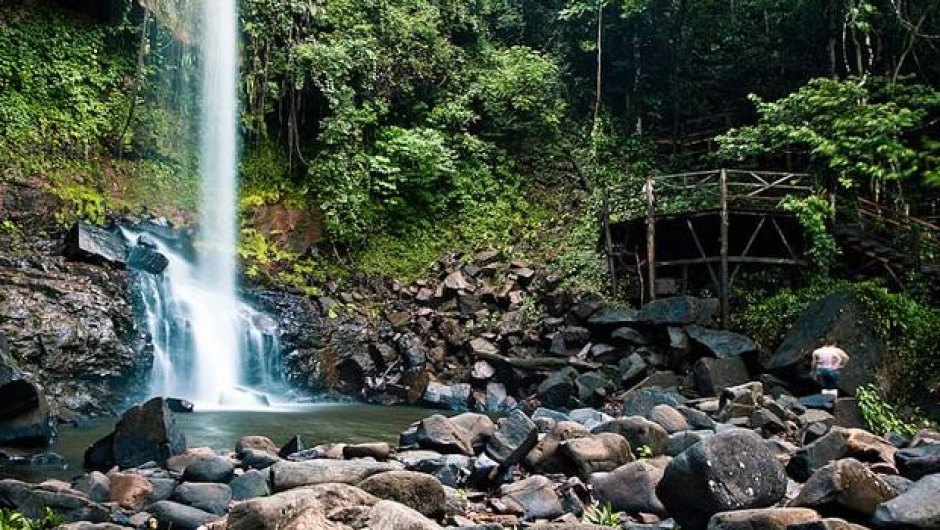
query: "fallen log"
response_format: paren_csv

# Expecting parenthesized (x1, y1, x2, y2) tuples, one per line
(471, 350, 600, 372)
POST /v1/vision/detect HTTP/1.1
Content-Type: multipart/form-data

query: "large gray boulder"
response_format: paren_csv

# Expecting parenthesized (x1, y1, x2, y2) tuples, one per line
(486, 410, 538, 467)
(358, 470, 446, 517)
(635, 296, 718, 326)
(64, 221, 127, 267)
(685, 325, 757, 358)
(85, 398, 187, 470)
(497, 475, 564, 521)
(147, 500, 220, 530)
(871, 473, 940, 528)
(693, 356, 751, 397)
(896, 443, 940, 481)
(171, 482, 232, 515)
(657, 429, 788, 530)
(590, 461, 667, 516)
(226, 483, 377, 530)
(790, 458, 898, 517)
(764, 292, 881, 395)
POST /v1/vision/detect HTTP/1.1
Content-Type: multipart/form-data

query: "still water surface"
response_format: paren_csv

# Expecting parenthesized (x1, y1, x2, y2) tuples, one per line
(1, 404, 439, 483)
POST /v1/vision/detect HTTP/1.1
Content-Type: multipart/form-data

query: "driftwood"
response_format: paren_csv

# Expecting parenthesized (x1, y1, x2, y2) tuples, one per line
(471, 350, 600, 372)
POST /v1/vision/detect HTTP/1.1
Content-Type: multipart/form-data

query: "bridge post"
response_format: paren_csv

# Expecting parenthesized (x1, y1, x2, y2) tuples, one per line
(646, 176, 656, 302)
(720, 169, 729, 329)
(602, 188, 618, 296)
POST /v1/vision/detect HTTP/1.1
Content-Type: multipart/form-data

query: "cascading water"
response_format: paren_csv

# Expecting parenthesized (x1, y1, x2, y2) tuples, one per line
(123, 0, 285, 408)
(124, 229, 283, 407)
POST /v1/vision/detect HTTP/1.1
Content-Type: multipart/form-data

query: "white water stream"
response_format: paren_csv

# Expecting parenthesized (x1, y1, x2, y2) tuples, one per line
(123, 0, 285, 409)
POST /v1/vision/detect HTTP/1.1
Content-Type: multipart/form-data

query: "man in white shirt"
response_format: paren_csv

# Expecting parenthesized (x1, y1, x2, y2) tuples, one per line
(811, 341, 850, 397)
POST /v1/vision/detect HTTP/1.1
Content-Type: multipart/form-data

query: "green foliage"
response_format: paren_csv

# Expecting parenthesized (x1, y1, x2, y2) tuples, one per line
(50, 182, 109, 226)
(0, 508, 63, 530)
(356, 196, 549, 281)
(0, 6, 132, 158)
(582, 502, 621, 527)
(718, 77, 940, 189)
(780, 195, 837, 272)
(636, 444, 653, 459)
(850, 282, 940, 402)
(857, 384, 926, 437)
(731, 278, 852, 352)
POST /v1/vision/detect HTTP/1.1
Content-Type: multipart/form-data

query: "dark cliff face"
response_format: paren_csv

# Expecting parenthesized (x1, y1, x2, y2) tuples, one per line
(0, 180, 147, 418)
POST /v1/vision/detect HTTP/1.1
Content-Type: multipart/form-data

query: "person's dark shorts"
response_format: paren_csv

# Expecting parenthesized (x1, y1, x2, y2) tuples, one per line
(816, 368, 840, 389)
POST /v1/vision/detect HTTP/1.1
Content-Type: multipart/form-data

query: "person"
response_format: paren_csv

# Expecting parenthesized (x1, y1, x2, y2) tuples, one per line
(811, 341, 849, 397)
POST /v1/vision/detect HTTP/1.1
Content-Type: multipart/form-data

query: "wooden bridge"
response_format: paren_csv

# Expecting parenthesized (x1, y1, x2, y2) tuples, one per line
(601, 169, 940, 325)
(601, 169, 813, 326)
(834, 196, 940, 289)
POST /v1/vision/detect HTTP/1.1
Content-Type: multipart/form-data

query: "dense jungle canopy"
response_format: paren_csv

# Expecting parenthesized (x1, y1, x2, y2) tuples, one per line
(2, 0, 940, 407)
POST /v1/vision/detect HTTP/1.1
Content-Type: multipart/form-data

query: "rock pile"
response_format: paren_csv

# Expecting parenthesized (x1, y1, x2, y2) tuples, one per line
(287, 251, 775, 417)
(2, 390, 938, 529)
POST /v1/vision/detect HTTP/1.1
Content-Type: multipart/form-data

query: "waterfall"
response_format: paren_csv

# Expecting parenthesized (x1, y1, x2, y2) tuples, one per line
(193, 0, 241, 406)
(122, 0, 285, 408)
(124, 228, 284, 408)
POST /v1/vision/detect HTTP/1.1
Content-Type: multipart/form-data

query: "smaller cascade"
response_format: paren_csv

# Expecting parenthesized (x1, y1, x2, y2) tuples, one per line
(122, 226, 284, 409)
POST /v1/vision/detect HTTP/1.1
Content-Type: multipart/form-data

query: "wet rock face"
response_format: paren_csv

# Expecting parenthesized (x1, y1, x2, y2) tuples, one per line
(0, 347, 55, 446)
(765, 292, 881, 395)
(0, 256, 141, 415)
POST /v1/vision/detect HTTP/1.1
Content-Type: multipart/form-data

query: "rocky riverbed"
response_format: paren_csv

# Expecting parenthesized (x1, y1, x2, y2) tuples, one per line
(2, 392, 939, 529)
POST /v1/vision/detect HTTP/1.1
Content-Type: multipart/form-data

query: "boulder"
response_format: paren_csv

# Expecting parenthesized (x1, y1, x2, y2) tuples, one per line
(368, 499, 443, 530)
(279, 435, 305, 458)
(235, 436, 279, 455)
(269, 458, 399, 491)
(576, 372, 612, 406)
(764, 292, 881, 395)
(622, 387, 685, 417)
(706, 507, 820, 529)
(182, 455, 234, 483)
(126, 245, 169, 274)
(240, 448, 280, 469)
(343, 442, 391, 460)
(400, 452, 471, 487)
(587, 308, 639, 331)
(226, 483, 377, 530)
(790, 458, 898, 518)
(415, 414, 475, 455)
(524, 421, 590, 474)
(636, 296, 717, 326)
(871, 473, 940, 529)
(230, 469, 271, 501)
(358, 470, 446, 517)
(559, 433, 633, 479)
(592, 416, 669, 456)
(538, 369, 577, 409)
(422, 382, 471, 411)
(896, 443, 940, 481)
(0, 479, 110, 523)
(86, 398, 186, 470)
(618, 353, 649, 388)
(590, 461, 666, 516)
(692, 357, 750, 397)
(657, 429, 788, 530)
(498, 475, 564, 521)
(107, 471, 154, 510)
(648, 404, 691, 434)
(449, 412, 496, 450)
(685, 325, 756, 358)
(71, 471, 110, 503)
(64, 221, 127, 267)
(611, 327, 649, 346)
(147, 500, 220, 530)
(486, 410, 538, 467)
(171, 482, 232, 515)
